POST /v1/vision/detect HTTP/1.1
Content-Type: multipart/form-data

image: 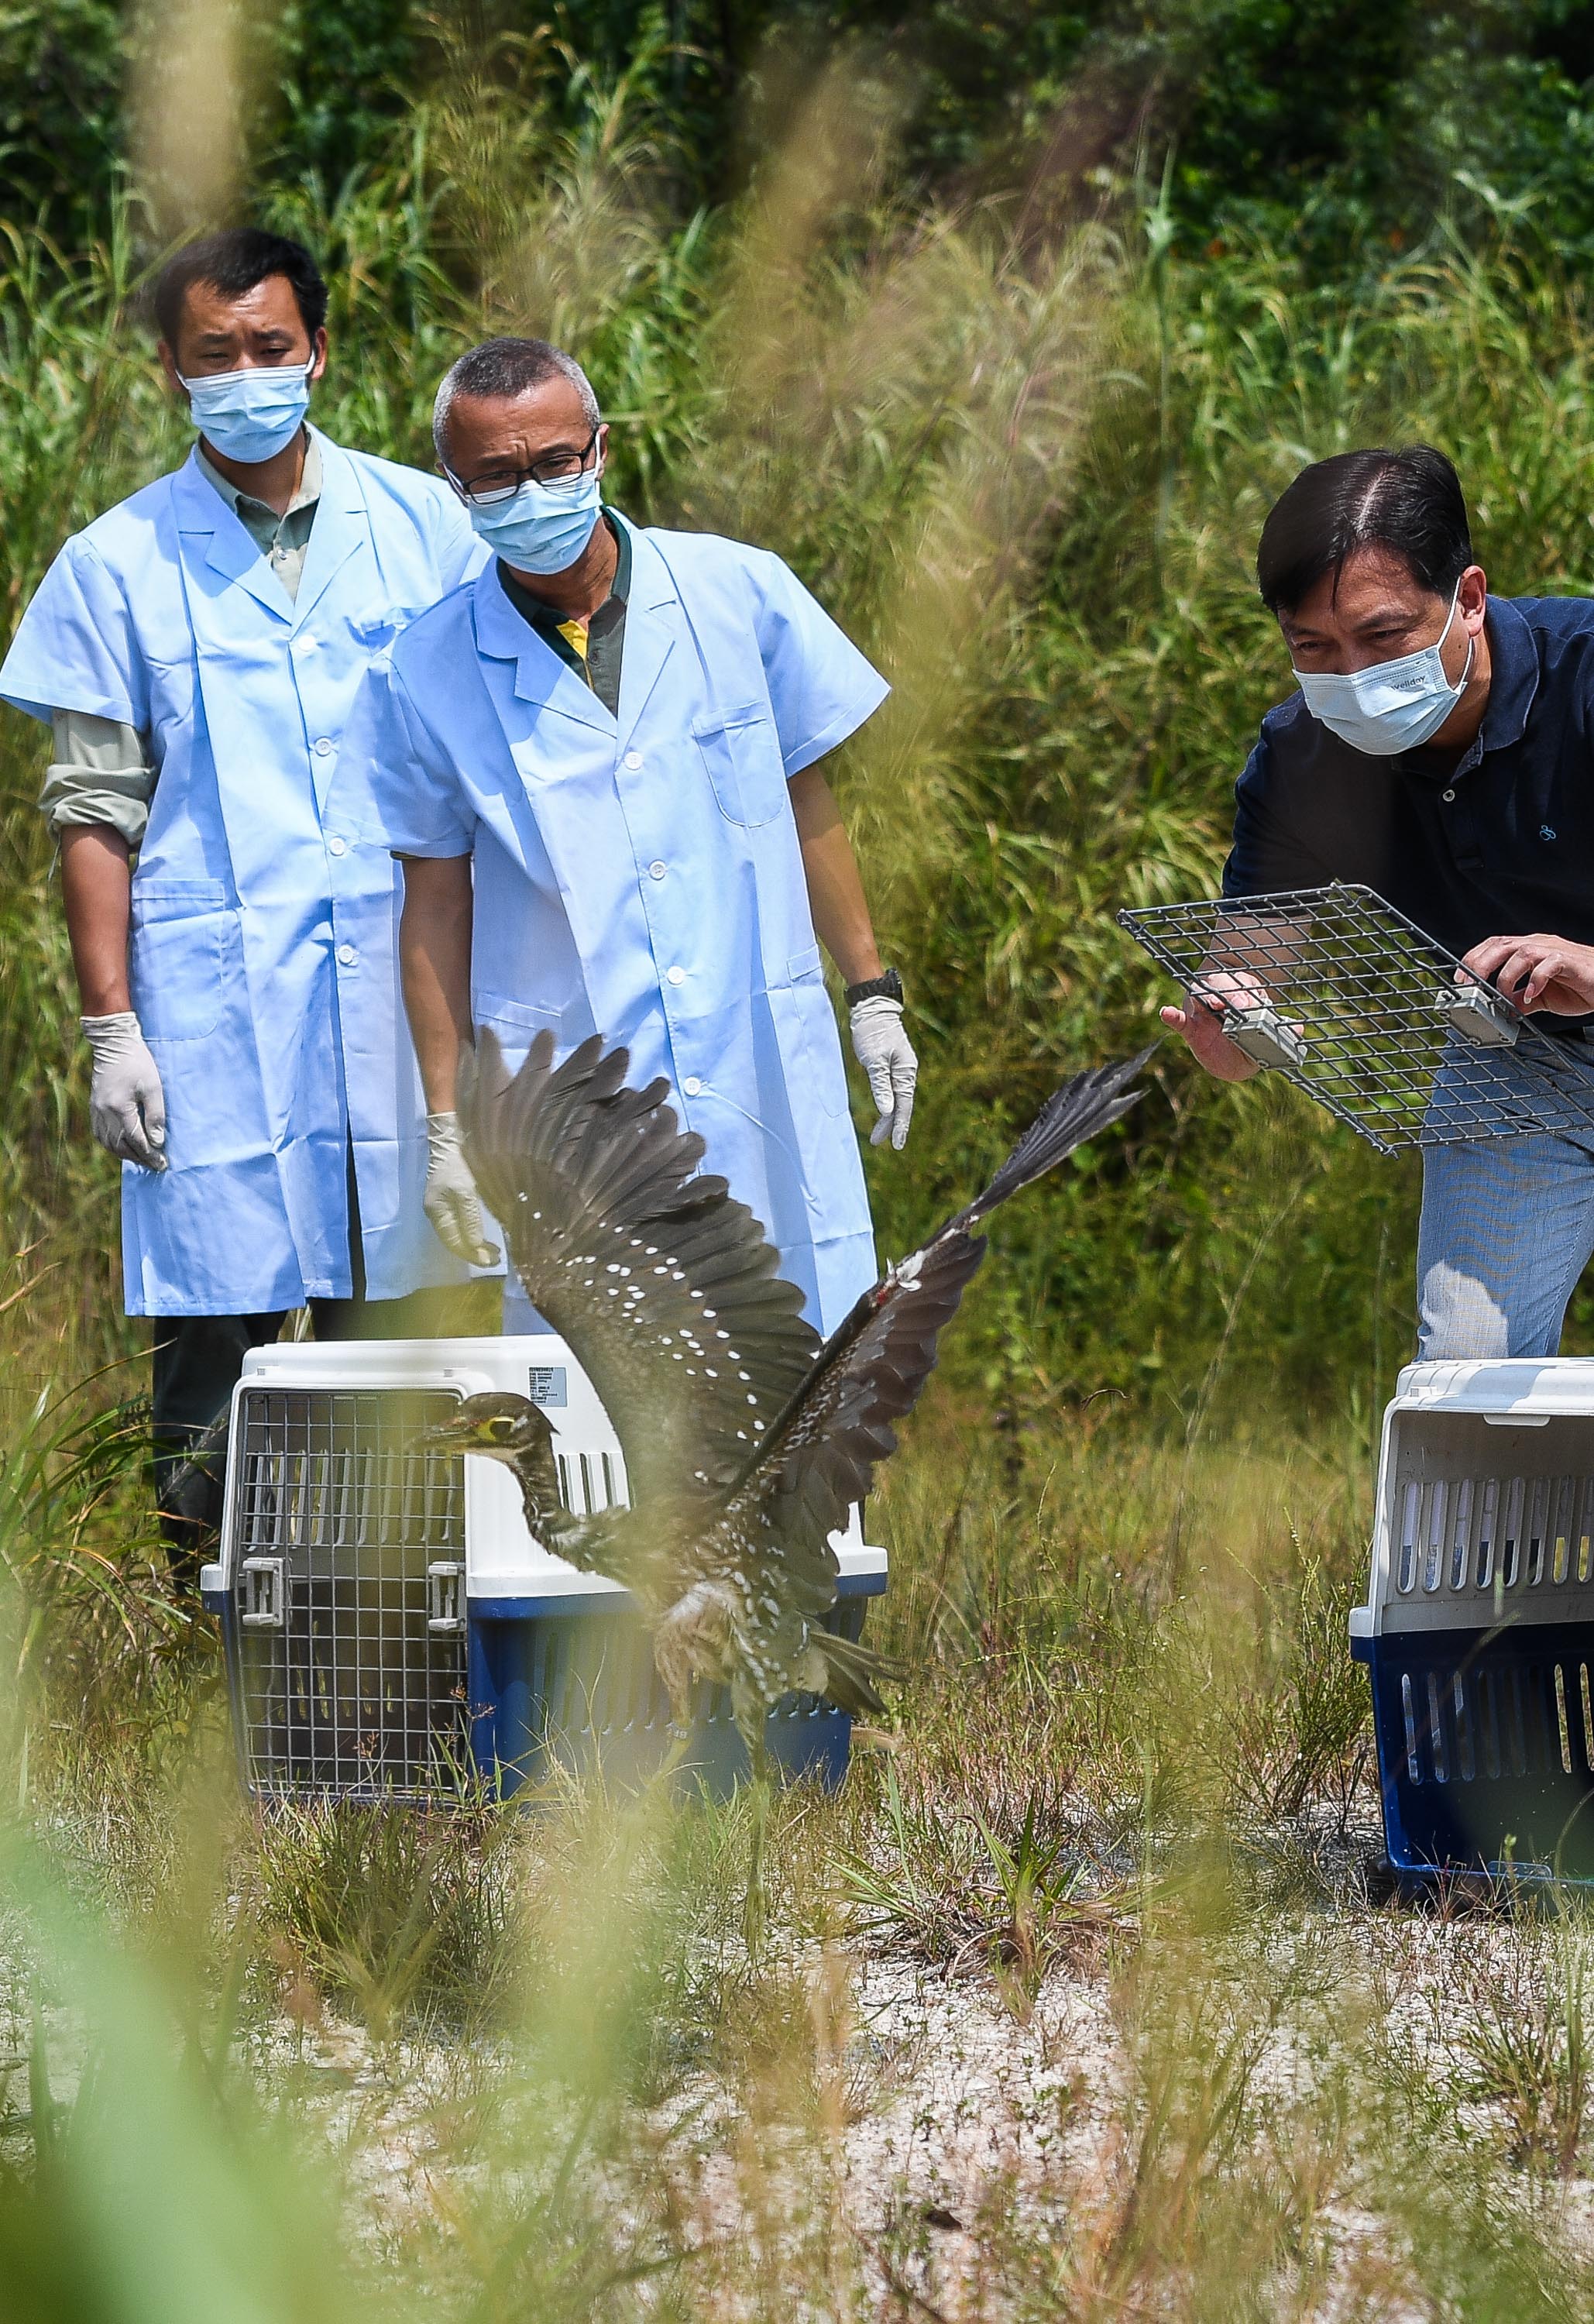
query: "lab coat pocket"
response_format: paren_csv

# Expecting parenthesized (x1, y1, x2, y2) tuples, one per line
(474, 988, 562, 1067)
(349, 610, 424, 651)
(770, 951, 850, 1119)
(129, 879, 235, 1040)
(692, 703, 788, 828)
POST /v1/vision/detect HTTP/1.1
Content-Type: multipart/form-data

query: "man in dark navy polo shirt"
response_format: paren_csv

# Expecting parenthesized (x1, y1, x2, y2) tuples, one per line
(1163, 443, 1594, 1360)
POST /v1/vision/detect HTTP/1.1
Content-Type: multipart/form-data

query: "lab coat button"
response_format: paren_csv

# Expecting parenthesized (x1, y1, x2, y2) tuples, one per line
(666, 964, 686, 986)
(683, 1076, 703, 1097)
(336, 944, 358, 968)
(327, 835, 347, 857)
(648, 860, 667, 880)
(624, 750, 643, 770)
(314, 737, 334, 757)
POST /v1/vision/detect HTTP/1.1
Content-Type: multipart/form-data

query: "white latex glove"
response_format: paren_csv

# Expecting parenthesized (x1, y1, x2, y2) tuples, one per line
(424, 1111, 501, 1267)
(81, 1012, 167, 1171)
(850, 995, 918, 1150)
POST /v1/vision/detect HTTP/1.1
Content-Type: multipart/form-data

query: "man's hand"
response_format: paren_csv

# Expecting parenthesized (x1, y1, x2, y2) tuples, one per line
(1461, 933, 1594, 1018)
(1159, 969, 1269, 1084)
(81, 1012, 167, 1170)
(850, 995, 918, 1149)
(424, 1112, 501, 1267)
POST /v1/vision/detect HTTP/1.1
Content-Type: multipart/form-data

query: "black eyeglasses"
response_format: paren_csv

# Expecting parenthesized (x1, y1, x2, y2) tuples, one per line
(445, 425, 602, 507)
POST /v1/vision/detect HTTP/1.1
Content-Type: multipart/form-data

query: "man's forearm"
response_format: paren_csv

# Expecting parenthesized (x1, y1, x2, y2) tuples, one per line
(788, 765, 883, 985)
(398, 854, 476, 1111)
(60, 824, 133, 1015)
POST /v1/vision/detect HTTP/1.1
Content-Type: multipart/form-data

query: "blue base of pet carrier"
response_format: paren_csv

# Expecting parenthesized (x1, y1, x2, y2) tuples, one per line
(1354, 1625, 1594, 1887)
(467, 1568, 886, 1800)
(207, 1569, 887, 1803)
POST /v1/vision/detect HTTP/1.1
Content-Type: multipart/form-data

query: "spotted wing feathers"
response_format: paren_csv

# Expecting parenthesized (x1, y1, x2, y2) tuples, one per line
(732, 1050, 1153, 1569)
(458, 1030, 821, 1507)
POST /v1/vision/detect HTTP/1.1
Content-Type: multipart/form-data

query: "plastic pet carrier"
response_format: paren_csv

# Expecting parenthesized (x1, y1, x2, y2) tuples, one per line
(201, 1336, 886, 1803)
(1352, 1359, 1594, 1886)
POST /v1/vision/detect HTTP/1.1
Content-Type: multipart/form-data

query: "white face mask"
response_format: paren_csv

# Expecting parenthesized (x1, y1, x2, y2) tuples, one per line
(1292, 579, 1475, 756)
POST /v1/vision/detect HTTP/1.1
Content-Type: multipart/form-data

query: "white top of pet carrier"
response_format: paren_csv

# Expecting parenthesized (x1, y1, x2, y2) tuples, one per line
(1352, 1358, 1594, 1642)
(204, 1333, 885, 1605)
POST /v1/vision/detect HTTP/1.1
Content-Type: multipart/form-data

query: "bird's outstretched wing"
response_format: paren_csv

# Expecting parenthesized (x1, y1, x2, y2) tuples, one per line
(458, 1030, 822, 1508)
(725, 1050, 1154, 1577)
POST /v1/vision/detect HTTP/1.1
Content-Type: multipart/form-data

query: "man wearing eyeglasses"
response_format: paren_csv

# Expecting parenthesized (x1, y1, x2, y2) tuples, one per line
(352, 334, 916, 1335)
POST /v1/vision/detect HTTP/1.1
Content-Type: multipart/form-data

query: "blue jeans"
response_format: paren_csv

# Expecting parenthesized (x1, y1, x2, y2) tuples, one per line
(1418, 1130, 1594, 1359)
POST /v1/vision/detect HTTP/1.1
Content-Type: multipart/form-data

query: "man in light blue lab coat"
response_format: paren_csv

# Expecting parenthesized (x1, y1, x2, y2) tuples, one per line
(353, 335, 919, 1336)
(0, 226, 488, 1555)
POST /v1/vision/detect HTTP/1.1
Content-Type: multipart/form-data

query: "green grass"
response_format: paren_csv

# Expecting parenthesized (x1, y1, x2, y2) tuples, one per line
(8, 1408, 1594, 2319)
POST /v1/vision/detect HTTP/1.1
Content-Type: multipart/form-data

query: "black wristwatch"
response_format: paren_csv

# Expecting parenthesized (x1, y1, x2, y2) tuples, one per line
(845, 968, 904, 1008)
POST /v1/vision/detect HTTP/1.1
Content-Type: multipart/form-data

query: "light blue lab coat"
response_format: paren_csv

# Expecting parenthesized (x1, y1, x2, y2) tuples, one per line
(0, 427, 483, 1315)
(351, 519, 889, 1335)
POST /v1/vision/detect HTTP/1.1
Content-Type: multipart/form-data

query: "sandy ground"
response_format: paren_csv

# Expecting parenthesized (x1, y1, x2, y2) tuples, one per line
(13, 1820, 1594, 2316)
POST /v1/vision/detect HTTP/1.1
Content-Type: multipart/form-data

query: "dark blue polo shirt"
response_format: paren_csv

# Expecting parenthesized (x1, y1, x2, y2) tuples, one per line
(1223, 596, 1594, 1025)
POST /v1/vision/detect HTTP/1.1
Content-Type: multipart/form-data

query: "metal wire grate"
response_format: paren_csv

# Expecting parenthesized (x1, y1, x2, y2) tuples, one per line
(228, 1387, 468, 1799)
(1119, 883, 1594, 1153)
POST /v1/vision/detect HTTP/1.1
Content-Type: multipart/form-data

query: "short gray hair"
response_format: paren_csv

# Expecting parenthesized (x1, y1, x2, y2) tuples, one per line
(432, 336, 600, 459)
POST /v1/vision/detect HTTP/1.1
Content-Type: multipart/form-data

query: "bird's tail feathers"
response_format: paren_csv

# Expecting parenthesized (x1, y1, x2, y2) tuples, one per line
(956, 1046, 1155, 1232)
(815, 1626, 902, 1719)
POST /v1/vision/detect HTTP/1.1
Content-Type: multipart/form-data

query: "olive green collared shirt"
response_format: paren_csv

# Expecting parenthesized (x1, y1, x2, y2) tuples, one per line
(496, 511, 630, 719)
(40, 436, 322, 844)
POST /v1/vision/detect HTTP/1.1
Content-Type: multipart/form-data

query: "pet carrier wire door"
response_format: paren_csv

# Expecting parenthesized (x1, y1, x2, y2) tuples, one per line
(201, 1336, 887, 1804)
(1118, 884, 1594, 1153)
(1352, 1359, 1594, 1886)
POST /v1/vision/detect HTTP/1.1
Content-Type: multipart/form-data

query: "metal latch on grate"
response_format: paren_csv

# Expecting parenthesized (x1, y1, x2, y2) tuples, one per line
(427, 1560, 465, 1633)
(1120, 883, 1594, 1154)
(1431, 982, 1520, 1048)
(1212, 997, 1306, 1072)
(240, 1555, 284, 1628)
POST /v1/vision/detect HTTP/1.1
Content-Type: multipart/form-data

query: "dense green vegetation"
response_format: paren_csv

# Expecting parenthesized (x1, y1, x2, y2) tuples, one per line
(12, 0, 1594, 262)
(12, 27, 1594, 1414)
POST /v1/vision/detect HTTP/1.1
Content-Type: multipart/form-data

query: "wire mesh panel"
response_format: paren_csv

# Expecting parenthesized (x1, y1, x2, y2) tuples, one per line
(1118, 883, 1594, 1153)
(228, 1387, 468, 1799)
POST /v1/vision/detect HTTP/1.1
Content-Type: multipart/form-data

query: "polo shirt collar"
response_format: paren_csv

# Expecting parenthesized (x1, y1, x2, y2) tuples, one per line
(194, 430, 321, 527)
(1475, 595, 1538, 754)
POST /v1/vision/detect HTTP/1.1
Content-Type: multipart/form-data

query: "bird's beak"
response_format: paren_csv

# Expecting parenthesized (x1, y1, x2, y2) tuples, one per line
(418, 1415, 474, 1451)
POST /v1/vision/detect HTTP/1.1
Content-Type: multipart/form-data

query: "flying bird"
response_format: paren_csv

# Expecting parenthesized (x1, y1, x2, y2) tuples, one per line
(424, 1030, 1151, 1771)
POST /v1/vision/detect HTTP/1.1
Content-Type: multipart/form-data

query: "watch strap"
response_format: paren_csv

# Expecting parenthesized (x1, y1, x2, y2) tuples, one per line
(845, 968, 904, 1008)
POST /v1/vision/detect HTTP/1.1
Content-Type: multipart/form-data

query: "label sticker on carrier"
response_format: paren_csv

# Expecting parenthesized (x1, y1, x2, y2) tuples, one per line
(529, 1367, 568, 1408)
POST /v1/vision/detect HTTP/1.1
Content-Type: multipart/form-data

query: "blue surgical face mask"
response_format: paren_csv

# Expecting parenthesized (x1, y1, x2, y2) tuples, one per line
(1292, 579, 1475, 756)
(467, 466, 603, 576)
(179, 360, 313, 463)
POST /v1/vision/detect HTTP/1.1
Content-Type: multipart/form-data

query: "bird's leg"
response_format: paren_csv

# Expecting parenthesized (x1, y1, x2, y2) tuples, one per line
(656, 1676, 699, 1786)
(654, 1626, 699, 1742)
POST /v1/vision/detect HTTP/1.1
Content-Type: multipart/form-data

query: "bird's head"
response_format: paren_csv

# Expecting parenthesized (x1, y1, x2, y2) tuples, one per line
(421, 1393, 559, 1500)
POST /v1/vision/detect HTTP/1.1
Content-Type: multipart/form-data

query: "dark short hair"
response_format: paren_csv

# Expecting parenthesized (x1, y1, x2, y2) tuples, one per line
(153, 229, 328, 351)
(432, 336, 599, 456)
(1256, 446, 1472, 617)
